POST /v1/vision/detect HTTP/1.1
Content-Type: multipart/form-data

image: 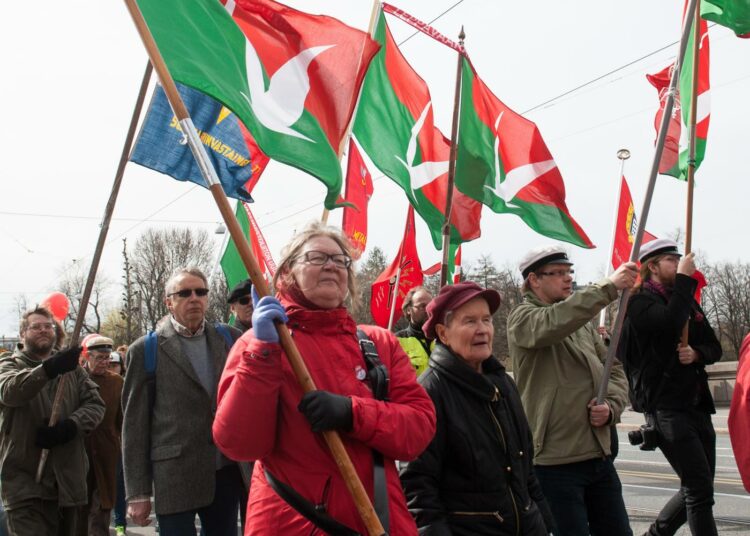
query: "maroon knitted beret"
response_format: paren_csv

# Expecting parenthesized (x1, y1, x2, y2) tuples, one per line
(422, 281, 501, 339)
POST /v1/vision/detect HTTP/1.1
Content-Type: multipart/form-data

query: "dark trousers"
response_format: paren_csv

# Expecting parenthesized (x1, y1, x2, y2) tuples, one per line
(156, 464, 244, 536)
(535, 457, 632, 536)
(5, 499, 76, 536)
(646, 409, 717, 536)
(113, 456, 127, 528)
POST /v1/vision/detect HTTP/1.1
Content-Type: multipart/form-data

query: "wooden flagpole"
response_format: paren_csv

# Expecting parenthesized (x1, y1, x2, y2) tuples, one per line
(599, 149, 631, 330)
(35, 61, 154, 482)
(122, 2, 385, 534)
(681, 0, 702, 346)
(596, 0, 700, 405)
(440, 27, 465, 288)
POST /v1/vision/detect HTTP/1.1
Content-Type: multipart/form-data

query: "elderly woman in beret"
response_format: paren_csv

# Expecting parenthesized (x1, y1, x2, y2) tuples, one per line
(400, 281, 555, 536)
(212, 222, 436, 535)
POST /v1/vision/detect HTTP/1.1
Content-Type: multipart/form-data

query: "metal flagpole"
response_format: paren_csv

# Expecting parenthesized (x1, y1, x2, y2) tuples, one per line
(681, 0, 702, 346)
(387, 208, 410, 330)
(35, 61, 154, 482)
(122, 2, 385, 534)
(387, 267, 403, 331)
(596, 0, 701, 405)
(440, 27, 465, 287)
(598, 149, 631, 329)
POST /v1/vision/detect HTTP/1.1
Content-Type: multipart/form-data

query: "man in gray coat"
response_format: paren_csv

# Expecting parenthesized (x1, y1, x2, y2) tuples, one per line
(0, 306, 105, 535)
(122, 267, 244, 536)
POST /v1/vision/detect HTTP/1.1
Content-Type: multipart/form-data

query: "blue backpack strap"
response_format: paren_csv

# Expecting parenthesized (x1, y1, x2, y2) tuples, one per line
(145, 330, 158, 376)
(144, 331, 158, 413)
(214, 323, 236, 351)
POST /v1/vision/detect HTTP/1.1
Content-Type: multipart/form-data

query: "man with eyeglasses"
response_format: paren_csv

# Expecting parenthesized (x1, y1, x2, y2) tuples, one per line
(507, 245, 638, 536)
(122, 267, 245, 536)
(77, 334, 123, 536)
(395, 286, 434, 375)
(227, 279, 253, 333)
(0, 306, 105, 535)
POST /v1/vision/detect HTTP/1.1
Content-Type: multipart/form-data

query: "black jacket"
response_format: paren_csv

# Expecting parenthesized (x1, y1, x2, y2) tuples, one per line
(619, 274, 722, 413)
(400, 344, 554, 536)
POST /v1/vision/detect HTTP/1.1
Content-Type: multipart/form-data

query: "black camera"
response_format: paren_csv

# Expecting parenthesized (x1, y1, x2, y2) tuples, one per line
(628, 424, 658, 451)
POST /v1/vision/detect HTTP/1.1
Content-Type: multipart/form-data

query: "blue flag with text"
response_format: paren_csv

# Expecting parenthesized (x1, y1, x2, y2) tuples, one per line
(130, 82, 256, 201)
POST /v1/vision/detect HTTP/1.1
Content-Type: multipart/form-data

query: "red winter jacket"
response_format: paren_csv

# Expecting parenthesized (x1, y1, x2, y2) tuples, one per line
(729, 332, 750, 493)
(213, 295, 436, 535)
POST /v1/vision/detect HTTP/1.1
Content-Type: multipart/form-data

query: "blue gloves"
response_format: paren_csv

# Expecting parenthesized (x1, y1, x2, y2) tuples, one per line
(250, 286, 288, 343)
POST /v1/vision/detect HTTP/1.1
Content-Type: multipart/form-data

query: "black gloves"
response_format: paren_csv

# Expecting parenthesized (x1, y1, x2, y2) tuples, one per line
(42, 346, 81, 379)
(35, 419, 78, 449)
(298, 391, 353, 433)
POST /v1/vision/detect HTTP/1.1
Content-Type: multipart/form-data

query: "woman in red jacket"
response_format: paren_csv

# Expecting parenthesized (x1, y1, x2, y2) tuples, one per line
(213, 222, 436, 535)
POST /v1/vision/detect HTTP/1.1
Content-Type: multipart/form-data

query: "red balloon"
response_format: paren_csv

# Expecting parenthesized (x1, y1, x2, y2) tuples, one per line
(41, 292, 70, 322)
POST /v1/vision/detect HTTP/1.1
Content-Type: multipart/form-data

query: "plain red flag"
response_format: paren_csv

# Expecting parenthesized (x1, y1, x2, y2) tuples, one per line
(342, 139, 374, 260)
(370, 207, 423, 328)
(243, 202, 276, 277)
(611, 176, 657, 270)
(729, 333, 750, 493)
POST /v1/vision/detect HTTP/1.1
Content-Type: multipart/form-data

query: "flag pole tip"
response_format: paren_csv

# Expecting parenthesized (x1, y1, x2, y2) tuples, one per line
(459, 26, 465, 42)
(617, 149, 631, 161)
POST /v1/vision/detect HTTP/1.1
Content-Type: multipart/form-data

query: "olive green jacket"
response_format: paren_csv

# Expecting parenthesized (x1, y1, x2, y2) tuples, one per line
(0, 349, 105, 509)
(507, 280, 629, 466)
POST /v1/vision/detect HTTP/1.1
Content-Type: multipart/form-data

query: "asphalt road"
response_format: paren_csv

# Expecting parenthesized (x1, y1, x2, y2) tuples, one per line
(618, 434, 750, 535)
(115, 431, 750, 535)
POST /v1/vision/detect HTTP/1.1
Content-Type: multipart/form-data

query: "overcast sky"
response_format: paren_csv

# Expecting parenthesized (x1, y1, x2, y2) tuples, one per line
(1, 0, 748, 336)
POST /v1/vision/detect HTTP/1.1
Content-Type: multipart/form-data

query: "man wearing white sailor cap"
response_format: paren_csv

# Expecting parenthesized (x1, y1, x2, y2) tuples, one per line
(507, 244, 638, 536)
(620, 238, 722, 535)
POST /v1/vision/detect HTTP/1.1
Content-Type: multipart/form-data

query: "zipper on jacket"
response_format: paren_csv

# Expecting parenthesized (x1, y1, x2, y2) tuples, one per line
(487, 389, 520, 536)
(450, 511, 504, 523)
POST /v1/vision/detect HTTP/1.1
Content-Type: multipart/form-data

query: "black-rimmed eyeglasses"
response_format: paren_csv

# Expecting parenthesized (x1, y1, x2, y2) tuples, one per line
(297, 251, 352, 269)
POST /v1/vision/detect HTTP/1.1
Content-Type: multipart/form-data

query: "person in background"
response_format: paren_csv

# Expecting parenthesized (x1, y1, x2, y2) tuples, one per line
(115, 345, 129, 370)
(122, 267, 245, 536)
(395, 286, 434, 376)
(77, 335, 123, 536)
(507, 245, 637, 536)
(619, 239, 722, 536)
(0, 307, 105, 535)
(401, 282, 555, 535)
(227, 279, 254, 333)
(213, 222, 436, 535)
(108, 350, 128, 536)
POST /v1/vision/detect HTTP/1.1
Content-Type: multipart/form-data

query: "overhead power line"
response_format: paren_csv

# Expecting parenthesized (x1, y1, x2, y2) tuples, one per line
(1, 10, 727, 248)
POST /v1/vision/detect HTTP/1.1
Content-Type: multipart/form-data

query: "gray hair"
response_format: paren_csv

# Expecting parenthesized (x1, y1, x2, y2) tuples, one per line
(165, 267, 208, 296)
(272, 221, 359, 312)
